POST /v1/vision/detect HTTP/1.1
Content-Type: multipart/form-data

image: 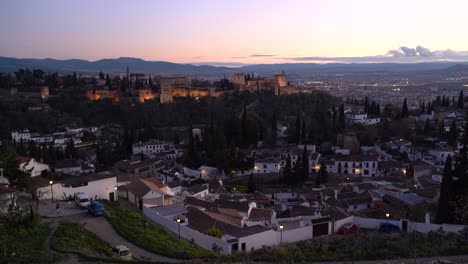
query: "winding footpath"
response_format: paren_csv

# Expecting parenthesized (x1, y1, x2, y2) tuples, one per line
(42, 211, 180, 263)
(43, 220, 80, 264)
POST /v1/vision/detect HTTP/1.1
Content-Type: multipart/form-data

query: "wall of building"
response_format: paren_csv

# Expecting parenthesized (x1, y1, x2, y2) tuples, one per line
(143, 205, 231, 254)
(38, 177, 117, 201)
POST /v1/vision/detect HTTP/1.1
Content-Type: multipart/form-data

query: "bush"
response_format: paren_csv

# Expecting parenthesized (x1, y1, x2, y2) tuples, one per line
(51, 221, 112, 258)
(0, 223, 61, 264)
(102, 201, 216, 260)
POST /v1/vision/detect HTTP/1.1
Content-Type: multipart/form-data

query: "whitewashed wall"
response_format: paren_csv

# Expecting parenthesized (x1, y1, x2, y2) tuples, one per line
(143, 205, 231, 254)
(38, 177, 117, 201)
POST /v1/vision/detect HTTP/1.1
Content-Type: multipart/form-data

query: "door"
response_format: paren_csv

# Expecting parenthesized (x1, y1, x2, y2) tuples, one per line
(402, 220, 408, 232)
(109, 192, 115, 202)
(313, 222, 329, 237)
(138, 199, 143, 210)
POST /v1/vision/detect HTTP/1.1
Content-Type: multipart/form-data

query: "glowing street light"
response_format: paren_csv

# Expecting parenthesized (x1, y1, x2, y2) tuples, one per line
(49, 180, 54, 202)
(280, 225, 284, 244)
(385, 213, 390, 223)
(176, 218, 181, 239)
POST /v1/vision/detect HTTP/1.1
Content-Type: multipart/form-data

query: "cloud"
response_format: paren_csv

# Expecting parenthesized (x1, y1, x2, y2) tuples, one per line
(278, 46, 468, 63)
(249, 53, 276, 57)
(231, 56, 247, 59)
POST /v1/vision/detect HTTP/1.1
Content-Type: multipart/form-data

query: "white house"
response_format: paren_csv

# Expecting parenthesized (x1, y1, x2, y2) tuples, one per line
(55, 160, 82, 175)
(30, 135, 54, 144)
(37, 171, 118, 201)
(346, 112, 380, 126)
(19, 158, 50, 177)
(329, 155, 378, 177)
(132, 140, 170, 155)
(121, 178, 172, 209)
(428, 148, 454, 164)
(404, 145, 423, 161)
(11, 130, 31, 142)
(184, 184, 209, 198)
(254, 157, 281, 174)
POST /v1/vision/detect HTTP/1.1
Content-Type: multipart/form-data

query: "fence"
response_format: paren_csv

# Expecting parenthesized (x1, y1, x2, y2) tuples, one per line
(143, 205, 231, 254)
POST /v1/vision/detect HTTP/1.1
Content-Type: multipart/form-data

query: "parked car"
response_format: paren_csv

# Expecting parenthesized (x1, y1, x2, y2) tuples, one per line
(111, 245, 132, 260)
(87, 201, 104, 216)
(74, 192, 90, 208)
(338, 222, 358, 234)
(379, 222, 401, 233)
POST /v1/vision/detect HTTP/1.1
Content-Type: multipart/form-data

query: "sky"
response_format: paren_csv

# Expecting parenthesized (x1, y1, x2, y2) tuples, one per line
(2, 0, 468, 65)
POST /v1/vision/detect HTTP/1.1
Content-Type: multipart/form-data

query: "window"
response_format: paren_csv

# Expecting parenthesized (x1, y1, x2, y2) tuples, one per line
(263, 164, 267, 169)
(241, 243, 246, 251)
(364, 169, 369, 175)
(372, 163, 376, 168)
(232, 243, 239, 251)
(366, 163, 369, 168)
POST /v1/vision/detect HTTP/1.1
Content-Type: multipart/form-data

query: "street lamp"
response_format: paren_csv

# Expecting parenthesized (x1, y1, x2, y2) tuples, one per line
(176, 218, 181, 240)
(279, 225, 284, 245)
(385, 213, 390, 223)
(49, 180, 54, 202)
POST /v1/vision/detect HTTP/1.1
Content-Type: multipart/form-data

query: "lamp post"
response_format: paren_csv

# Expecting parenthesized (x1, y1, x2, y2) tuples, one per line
(176, 218, 181, 240)
(279, 225, 284, 245)
(385, 212, 390, 223)
(49, 180, 54, 202)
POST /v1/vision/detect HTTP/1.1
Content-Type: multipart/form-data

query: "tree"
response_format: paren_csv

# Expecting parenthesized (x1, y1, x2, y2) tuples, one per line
(295, 108, 301, 144)
(319, 160, 328, 184)
(423, 118, 433, 135)
(247, 173, 256, 193)
(458, 90, 464, 109)
(339, 104, 346, 131)
(271, 109, 277, 144)
(448, 120, 458, 147)
(0, 146, 32, 211)
(65, 139, 76, 159)
(301, 145, 309, 182)
(283, 154, 292, 184)
(241, 105, 247, 145)
(401, 98, 409, 118)
(436, 155, 453, 224)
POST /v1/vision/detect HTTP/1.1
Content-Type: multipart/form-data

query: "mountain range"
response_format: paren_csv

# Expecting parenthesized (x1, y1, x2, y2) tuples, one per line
(1, 56, 467, 77)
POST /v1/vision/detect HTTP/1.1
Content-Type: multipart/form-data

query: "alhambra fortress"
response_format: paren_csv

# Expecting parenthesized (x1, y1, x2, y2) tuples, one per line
(86, 67, 310, 104)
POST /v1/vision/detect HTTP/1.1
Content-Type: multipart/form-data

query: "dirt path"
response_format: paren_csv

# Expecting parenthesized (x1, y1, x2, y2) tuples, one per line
(43, 213, 179, 263)
(43, 221, 80, 264)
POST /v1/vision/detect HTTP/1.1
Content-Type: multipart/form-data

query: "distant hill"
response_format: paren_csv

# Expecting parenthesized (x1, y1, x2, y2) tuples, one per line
(1, 56, 467, 76)
(0, 57, 235, 76)
(240, 62, 468, 74)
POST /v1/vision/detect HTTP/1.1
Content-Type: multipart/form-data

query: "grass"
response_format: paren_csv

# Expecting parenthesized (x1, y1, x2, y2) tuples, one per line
(50, 221, 113, 258)
(250, 229, 468, 262)
(102, 200, 217, 260)
(0, 222, 61, 264)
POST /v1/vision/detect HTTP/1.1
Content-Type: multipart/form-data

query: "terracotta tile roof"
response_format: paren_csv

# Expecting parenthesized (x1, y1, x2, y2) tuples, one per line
(122, 178, 164, 198)
(248, 208, 273, 222)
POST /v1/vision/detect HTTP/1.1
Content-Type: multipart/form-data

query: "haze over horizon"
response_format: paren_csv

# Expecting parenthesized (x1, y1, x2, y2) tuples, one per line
(2, 0, 468, 66)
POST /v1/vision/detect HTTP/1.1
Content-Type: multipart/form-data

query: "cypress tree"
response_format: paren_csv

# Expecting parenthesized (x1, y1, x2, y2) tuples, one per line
(339, 104, 345, 131)
(242, 105, 247, 145)
(271, 109, 277, 144)
(436, 155, 453, 224)
(448, 120, 458, 147)
(458, 90, 464, 109)
(295, 108, 301, 145)
(247, 173, 256, 193)
(301, 145, 309, 182)
(401, 98, 409, 118)
(283, 154, 292, 184)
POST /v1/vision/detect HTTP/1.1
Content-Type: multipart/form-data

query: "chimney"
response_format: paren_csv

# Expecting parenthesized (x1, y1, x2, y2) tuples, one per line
(334, 189, 338, 200)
